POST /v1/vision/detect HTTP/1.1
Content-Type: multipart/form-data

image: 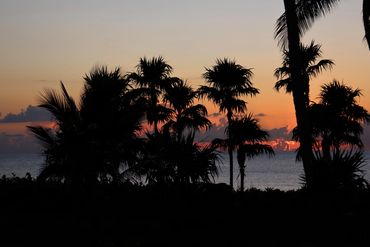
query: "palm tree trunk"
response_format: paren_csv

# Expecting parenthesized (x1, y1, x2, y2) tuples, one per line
(240, 165, 245, 192)
(284, 0, 314, 186)
(227, 109, 233, 188)
(363, 0, 370, 49)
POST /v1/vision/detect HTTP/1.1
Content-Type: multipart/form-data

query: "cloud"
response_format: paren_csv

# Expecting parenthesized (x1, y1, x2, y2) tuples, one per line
(268, 126, 293, 140)
(208, 112, 221, 118)
(195, 123, 227, 142)
(0, 105, 51, 123)
(254, 113, 267, 118)
(0, 132, 40, 154)
(363, 124, 370, 151)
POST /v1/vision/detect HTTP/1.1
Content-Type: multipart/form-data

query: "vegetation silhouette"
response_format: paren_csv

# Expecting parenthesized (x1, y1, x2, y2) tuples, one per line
(28, 67, 146, 186)
(199, 58, 259, 188)
(274, 41, 333, 186)
(213, 114, 274, 191)
(275, 0, 337, 188)
(127, 56, 179, 136)
(139, 131, 219, 185)
(276, 0, 370, 49)
(162, 79, 211, 142)
(28, 61, 222, 188)
(297, 81, 370, 190)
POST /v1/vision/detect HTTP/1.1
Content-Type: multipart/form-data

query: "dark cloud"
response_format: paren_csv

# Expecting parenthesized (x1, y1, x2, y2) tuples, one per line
(363, 124, 370, 151)
(255, 113, 267, 118)
(208, 112, 222, 118)
(195, 124, 226, 142)
(0, 132, 40, 154)
(0, 105, 51, 123)
(267, 126, 292, 140)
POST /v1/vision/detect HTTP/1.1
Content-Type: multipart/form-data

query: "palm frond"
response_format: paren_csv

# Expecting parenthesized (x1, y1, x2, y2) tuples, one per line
(307, 59, 334, 77)
(275, 0, 340, 48)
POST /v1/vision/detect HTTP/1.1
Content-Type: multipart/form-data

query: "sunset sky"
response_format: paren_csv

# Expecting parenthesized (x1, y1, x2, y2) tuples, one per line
(0, 0, 369, 150)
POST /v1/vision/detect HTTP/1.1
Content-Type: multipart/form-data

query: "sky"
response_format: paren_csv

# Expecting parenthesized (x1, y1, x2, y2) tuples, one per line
(0, 0, 369, 151)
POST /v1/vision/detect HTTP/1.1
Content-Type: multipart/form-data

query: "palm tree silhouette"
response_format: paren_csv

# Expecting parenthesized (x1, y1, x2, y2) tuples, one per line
(163, 79, 211, 141)
(127, 56, 179, 135)
(309, 80, 370, 160)
(275, 0, 338, 185)
(80, 66, 145, 182)
(140, 131, 219, 185)
(274, 41, 333, 185)
(274, 41, 334, 103)
(213, 114, 274, 191)
(199, 58, 259, 187)
(292, 80, 370, 189)
(29, 66, 145, 185)
(275, 0, 369, 49)
(28, 82, 92, 184)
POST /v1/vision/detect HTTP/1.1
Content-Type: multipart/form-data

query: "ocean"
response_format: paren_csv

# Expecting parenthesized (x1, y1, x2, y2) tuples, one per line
(0, 152, 369, 191)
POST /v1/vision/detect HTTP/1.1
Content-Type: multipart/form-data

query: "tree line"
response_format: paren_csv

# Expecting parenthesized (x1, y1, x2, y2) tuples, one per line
(28, 57, 273, 190)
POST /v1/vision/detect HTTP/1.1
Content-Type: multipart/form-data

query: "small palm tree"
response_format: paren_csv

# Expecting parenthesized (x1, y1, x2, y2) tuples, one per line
(213, 114, 274, 191)
(127, 56, 178, 135)
(309, 80, 370, 160)
(163, 79, 211, 141)
(274, 41, 334, 106)
(28, 82, 90, 184)
(139, 131, 219, 185)
(199, 58, 259, 188)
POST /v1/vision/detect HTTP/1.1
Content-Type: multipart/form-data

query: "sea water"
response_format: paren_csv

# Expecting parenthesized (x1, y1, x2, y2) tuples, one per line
(0, 152, 369, 191)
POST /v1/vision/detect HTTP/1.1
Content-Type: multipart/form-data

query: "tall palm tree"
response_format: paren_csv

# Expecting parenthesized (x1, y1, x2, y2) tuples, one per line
(275, 0, 339, 185)
(274, 40, 333, 184)
(163, 79, 211, 141)
(213, 114, 274, 191)
(309, 80, 370, 160)
(127, 56, 178, 135)
(364, 0, 370, 48)
(199, 58, 259, 187)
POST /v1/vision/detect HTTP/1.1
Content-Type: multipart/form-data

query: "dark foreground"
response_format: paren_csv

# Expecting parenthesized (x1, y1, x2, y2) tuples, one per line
(1, 178, 370, 247)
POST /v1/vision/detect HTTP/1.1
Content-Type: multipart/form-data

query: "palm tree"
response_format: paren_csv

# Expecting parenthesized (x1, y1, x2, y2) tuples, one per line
(213, 114, 274, 191)
(309, 80, 370, 160)
(275, 0, 339, 185)
(163, 79, 211, 141)
(139, 131, 219, 185)
(199, 58, 259, 187)
(364, 0, 370, 48)
(29, 66, 146, 185)
(80, 66, 146, 182)
(274, 39, 333, 184)
(127, 56, 179, 135)
(274, 41, 334, 104)
(28, 82, 91, 185)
